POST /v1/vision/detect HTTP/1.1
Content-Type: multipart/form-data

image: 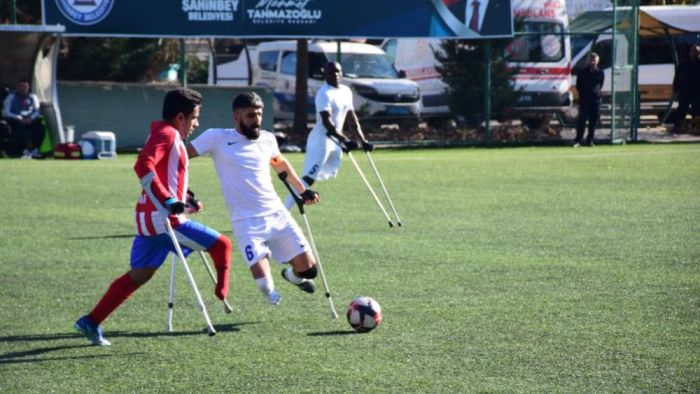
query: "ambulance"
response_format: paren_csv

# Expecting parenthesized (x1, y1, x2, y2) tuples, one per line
(382, 0, 574, 128)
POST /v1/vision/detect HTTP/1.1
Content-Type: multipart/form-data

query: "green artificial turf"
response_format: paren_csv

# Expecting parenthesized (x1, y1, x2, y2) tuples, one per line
(0, 144, 698, 392)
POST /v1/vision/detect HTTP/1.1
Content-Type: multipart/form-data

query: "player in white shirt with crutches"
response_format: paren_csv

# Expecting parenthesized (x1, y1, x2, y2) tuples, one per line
(285, 62, 373, 207)
(286, 61, 402, 227)
(188, 92, 321, 306)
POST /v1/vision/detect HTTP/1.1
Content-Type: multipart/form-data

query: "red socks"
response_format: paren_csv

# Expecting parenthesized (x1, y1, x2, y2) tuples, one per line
(208, 235, 232, 300)
(88, 235, 231, 324)
(89, 273, 140, 325)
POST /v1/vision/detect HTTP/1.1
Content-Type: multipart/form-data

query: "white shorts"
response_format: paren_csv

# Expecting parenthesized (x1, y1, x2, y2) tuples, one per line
(302, 128, 343, 181)
(232, 210, 310, 267)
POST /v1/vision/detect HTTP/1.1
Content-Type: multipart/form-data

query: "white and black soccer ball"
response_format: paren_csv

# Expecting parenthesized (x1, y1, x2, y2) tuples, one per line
(346, 296, 382, 333)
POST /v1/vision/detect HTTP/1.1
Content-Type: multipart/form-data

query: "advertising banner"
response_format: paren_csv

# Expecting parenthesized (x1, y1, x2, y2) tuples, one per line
(44, 0, 512, 38)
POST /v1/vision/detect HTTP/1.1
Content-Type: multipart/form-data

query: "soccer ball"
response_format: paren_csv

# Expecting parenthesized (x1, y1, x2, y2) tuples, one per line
(346, 296, 382, 333)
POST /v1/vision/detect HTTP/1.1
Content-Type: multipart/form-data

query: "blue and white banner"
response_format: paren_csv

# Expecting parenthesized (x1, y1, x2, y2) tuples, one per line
(44, 0, 512, 38)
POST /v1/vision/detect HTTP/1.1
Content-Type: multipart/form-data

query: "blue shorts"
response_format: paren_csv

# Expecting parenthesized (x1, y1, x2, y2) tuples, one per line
(130, 220, 221, 269)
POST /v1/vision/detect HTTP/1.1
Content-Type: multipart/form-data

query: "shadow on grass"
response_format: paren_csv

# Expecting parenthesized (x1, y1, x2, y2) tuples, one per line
(0, 332, 80, 342)
(0, 330, 206, 343)
(66, 234, 135, 240)
(0, 321, 255, 344)
(214, 322, 256, 332)
(307, 330, 359, 336)
(0, 344, 140, 365)
(110, 322, 256, 338)
(0, 322, 255, 365)
(67, 230, 233, 241)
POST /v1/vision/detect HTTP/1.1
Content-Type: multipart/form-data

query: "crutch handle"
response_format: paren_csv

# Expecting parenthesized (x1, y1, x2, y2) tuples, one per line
(278, 171, 305, 214)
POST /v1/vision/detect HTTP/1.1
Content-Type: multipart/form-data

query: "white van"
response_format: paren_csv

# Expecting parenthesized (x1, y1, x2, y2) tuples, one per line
(211, 40, 422, 127)
(382, 38, 448, 126)
(571, 32, 699, 116)
(569, 5, 700, 122)
(383, 0, 574, 129)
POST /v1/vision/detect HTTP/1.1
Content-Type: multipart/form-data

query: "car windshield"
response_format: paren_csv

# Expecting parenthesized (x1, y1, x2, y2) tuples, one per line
(505, 21, 565, 62)
(328, 53, 399, 79)
(281, 51, 332, 79)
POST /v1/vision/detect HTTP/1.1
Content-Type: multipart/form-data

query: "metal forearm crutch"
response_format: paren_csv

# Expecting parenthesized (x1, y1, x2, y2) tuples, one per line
(354, 128, 403, 226)
(166, 243, 232, 332)
(359, 151, 402, 227)
(140, 173, 216, 336)
(329, 136, 394, 227)
(167, 254, 176, 332)
(278, 171, 339, 319)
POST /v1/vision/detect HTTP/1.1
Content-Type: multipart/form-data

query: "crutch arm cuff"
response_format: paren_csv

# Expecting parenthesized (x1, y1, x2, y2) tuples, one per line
(139, 172, 171, 207)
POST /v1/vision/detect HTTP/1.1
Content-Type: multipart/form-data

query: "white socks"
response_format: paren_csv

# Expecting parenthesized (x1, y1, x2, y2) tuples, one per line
(255, 276, 275, 296)
(283, 267, 304, 284)
(255, 276, 280, 304)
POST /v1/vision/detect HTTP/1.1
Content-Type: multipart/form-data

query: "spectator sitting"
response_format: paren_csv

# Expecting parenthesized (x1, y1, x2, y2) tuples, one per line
(2, 79, 45, 158)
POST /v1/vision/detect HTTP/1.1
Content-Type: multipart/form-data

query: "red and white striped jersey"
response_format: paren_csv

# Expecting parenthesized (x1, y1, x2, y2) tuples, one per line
(133, 120, 189, 236)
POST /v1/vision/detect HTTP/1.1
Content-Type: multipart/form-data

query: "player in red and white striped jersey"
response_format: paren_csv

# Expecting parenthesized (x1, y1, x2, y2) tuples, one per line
(74, 88, 232, 346)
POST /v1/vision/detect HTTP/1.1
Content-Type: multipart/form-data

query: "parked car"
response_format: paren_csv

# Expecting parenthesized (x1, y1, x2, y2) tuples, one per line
(211, 40, 422, 128)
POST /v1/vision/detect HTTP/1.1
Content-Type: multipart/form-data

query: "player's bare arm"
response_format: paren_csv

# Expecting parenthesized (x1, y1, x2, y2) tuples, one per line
(321, 110, 345, 142)
(271, 155, 319, 205)
(346, 110, 373, 151)
(186, 142, 200, 159)
(346, 109, 363, 140)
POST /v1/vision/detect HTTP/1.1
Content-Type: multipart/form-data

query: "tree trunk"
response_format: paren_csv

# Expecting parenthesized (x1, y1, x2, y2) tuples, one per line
(294, 39, 309, 140)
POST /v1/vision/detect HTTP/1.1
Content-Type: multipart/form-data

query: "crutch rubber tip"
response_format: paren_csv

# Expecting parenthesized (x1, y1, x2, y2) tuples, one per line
(388, 221, 394, 227)
(207, 330, 217, 336)
(397, 221, 403, 227)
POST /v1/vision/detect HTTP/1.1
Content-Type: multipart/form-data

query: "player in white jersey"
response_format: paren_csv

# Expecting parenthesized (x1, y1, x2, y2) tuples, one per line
(284, 61, 374, 209)
(188, 92, 320, 305)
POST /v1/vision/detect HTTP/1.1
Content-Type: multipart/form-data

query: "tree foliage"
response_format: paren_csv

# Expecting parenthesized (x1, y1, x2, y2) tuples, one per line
(434, 39, 520, 125)
(0, 0, 41, 24)
(185, 54, 209, 84)
(57, 38, 210, 83)
(58, 38, 192, 82)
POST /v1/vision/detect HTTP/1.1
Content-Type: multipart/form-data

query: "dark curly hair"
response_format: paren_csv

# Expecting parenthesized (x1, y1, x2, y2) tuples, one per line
(162, 88, 202, 120)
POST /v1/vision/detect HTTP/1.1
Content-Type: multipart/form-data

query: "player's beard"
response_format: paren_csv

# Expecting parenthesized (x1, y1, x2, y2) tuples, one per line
(239, 122, 260, 140)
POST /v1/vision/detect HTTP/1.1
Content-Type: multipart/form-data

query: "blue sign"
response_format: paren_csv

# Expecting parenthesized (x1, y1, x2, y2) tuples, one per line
(54, 0, 114, 26)
(44, 0, 512, 38)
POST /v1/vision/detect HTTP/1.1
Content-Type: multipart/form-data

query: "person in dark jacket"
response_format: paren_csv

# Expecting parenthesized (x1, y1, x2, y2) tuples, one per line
(2, 79, 44, 158)
(673, 44, 700, 132)
(574, 53, 604, 147)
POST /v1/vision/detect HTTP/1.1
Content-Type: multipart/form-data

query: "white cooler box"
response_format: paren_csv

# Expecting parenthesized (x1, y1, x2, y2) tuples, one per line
(80, 131, 117, 160)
